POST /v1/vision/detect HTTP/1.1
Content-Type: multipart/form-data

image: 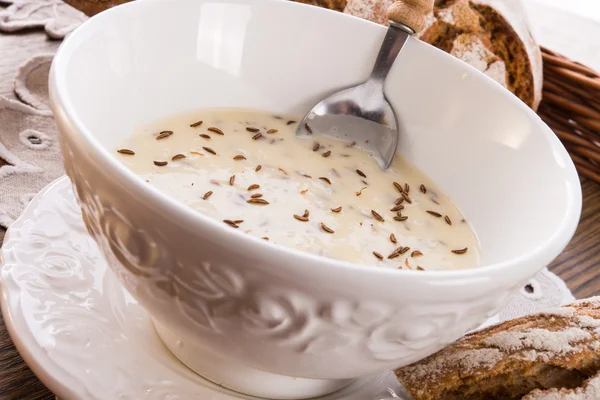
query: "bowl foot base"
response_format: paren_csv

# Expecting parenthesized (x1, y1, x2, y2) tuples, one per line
(153, 320, 355, 399)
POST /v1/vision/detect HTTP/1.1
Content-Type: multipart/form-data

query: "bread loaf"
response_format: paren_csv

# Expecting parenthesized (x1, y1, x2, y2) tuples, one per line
(395, 297, 600, 400)
(343, 0, 543, 110)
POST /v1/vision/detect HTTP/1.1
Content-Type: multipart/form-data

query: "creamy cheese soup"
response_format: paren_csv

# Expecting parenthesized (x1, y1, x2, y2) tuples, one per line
(117, 109, 480, 271)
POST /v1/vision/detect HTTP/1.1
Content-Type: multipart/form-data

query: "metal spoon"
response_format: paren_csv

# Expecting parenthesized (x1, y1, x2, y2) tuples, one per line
(296, 0, 434, 169)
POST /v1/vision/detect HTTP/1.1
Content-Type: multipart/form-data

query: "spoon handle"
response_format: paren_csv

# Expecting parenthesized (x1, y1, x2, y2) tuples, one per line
(369, 24, 411, 83)
(387, 0, 434, 33)
(369, 0, 433, 83)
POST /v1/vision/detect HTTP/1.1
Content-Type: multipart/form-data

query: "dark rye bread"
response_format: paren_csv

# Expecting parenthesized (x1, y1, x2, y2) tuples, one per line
(344, 0, 543, 110)
(395, 297, 600, 400)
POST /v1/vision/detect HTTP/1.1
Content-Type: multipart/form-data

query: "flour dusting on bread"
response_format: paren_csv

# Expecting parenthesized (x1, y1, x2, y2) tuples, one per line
(449, 34, 507, 87)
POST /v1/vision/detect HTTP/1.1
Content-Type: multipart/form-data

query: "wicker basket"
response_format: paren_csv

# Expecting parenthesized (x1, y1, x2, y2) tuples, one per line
(538, 47, 600, 184)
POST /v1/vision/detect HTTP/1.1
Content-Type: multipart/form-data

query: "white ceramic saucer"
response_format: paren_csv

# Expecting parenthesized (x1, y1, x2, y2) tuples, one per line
(0, 177, 411, 400)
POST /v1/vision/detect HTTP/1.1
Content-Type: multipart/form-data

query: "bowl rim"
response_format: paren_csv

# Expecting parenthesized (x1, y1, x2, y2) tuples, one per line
(49, 0, 583, 279)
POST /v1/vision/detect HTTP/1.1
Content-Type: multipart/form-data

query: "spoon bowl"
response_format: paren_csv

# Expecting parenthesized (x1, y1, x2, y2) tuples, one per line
(297, 80, 399, 168)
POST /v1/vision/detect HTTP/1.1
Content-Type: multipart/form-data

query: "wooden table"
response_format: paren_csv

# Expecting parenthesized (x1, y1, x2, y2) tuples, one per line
(0, 23, 599, 400)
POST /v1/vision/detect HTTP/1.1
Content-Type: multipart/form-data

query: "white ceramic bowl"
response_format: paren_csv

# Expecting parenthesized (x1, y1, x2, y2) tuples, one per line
(49, 0, 582, 398)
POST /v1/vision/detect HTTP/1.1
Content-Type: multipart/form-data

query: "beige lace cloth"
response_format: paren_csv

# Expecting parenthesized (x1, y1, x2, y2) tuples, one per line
(0, 0, 84, 227)
(0, 0, 85, 38)
(0, 1, 578, 398)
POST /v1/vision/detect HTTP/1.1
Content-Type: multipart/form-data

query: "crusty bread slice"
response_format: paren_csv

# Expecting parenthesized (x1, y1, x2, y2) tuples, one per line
(395, 297, 600, 400)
